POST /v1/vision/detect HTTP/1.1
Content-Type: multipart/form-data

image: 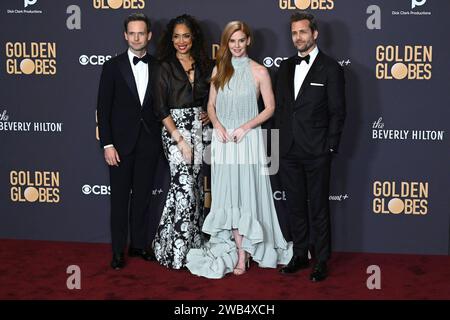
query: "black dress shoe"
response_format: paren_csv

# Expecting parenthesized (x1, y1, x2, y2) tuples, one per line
(279, 255, 309, 274)
(310, 261, 328, 282)
(110, 253, 125, 270)
(128, 247, 156, 261)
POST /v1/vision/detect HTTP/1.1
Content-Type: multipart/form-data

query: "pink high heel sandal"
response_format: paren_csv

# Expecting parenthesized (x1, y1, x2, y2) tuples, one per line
(233, 247, 251, 275)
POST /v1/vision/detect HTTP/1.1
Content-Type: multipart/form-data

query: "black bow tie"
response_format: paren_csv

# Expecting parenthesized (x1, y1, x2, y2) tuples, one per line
(294, 54, 310, 65)
(133, 55, 149, 65)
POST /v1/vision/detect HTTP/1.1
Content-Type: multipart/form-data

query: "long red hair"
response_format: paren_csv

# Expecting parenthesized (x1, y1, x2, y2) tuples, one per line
(212, 21, 252, 90)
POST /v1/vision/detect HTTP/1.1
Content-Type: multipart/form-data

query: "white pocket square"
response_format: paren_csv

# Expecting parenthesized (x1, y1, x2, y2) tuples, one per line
(310, 82, 324, 86)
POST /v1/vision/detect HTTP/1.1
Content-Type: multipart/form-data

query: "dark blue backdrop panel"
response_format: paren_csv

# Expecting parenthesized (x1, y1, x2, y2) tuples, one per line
(1, 0, 449, 255)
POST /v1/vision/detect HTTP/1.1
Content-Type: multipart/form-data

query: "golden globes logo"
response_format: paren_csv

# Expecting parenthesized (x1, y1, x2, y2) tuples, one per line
(279, 0, 334, 10)
(5, 42, 56, 75)
(373, 181, 428, 215)
(375, 45, 432, 80)
(10, 170, 60, 203)
(92, 0, 145, 9)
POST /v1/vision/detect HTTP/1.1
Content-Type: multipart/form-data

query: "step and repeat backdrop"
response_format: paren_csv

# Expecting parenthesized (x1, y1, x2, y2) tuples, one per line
(1, 0, 449, 255)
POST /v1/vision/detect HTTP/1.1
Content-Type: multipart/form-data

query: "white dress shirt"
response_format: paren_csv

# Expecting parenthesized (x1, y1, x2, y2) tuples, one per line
(294, 46, 319, 100)
(127, 49, 149, 106)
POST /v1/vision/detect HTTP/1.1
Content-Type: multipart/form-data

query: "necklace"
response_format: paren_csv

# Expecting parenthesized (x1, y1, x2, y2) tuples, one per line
(176, 54, 195, 86)
(185, 64, 195, 85)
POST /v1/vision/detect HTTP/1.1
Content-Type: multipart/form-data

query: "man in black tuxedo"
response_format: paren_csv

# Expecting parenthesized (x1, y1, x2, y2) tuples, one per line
(276, 12, 346, 281)
(97, 13, 162, 270)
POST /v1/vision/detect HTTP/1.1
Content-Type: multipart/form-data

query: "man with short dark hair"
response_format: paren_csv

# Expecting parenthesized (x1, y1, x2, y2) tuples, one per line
(275, 12, 346, 281)
(97, 13, 162, 270)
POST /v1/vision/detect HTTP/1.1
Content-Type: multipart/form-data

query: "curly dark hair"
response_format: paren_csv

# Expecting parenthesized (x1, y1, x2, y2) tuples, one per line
(157, 14, 210, 74)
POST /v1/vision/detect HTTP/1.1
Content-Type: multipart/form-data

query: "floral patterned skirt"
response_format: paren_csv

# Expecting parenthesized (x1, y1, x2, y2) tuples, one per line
(153, 106, 205, 269)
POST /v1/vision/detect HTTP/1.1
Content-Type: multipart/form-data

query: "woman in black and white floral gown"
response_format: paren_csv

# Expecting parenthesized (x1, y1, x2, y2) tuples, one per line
(152, 14, 213, 269)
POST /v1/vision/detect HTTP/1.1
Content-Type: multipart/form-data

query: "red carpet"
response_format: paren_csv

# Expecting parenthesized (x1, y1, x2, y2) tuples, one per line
(0, 239, 449, 300)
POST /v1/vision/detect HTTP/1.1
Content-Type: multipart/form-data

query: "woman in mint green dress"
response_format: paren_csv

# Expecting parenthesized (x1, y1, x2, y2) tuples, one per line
(186, 21, 292, 278)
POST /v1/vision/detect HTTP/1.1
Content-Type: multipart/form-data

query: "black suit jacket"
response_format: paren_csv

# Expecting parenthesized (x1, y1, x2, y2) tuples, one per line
(97, 52, 160, 156)
(275, 51, 346, 157)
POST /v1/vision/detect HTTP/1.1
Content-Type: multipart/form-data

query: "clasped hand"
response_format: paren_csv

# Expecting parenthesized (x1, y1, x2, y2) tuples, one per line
(215, 124, 250, 143)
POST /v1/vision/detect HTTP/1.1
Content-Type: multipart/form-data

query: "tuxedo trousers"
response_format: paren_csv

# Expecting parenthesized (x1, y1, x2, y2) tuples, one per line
(280, 142, 331, 262)
(109, 125, 161, 254)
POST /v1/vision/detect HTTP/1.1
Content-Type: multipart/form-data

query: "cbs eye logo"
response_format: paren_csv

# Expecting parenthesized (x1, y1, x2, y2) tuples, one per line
(263, 57, 288, 68)
(82, 185, 92, 194)
(82, 184, 110, 195)
(79, 55, 111, 66)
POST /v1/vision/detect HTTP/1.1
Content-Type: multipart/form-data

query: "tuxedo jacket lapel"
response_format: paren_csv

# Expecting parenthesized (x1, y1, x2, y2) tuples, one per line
(118, 53, 141, 106)
(287, 58, 296, 102)
(142, 57, 155, 108)
(294, 52, 324, 104)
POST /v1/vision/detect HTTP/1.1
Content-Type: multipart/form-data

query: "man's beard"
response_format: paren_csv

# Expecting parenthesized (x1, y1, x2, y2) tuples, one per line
(297, 40, 314, 53)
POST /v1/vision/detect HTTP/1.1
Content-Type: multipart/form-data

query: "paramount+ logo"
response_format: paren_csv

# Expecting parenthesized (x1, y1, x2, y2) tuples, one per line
(92, 0, 145, 9)
(5, 42, 56, 75)
(375, 45, 432, 80)
(10, 170, 60, 203)
(373, 181, 428, 215)
(279, 0, 334, 10)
